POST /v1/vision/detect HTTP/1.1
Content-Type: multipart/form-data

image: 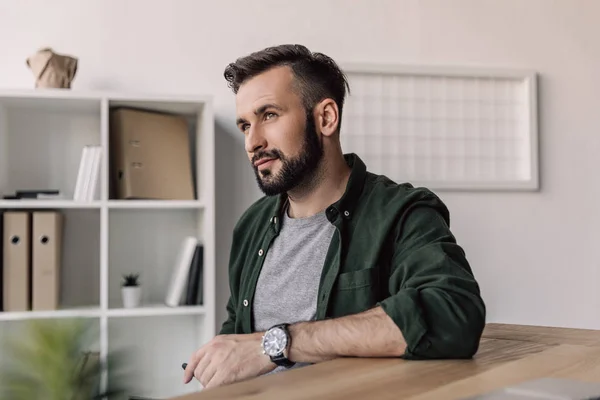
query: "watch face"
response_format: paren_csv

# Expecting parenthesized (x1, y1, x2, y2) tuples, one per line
(262, 327, 288, 357)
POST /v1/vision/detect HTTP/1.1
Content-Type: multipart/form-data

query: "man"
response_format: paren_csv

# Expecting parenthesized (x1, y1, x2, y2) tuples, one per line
(183, 44, 486, 389)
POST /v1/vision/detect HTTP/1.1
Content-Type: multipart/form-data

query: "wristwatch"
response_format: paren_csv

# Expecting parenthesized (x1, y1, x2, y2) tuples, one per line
(261, 323, 295, 368)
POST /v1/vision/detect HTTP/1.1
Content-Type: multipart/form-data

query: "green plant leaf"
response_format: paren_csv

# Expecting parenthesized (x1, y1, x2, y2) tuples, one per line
(0, 318, 131, 400)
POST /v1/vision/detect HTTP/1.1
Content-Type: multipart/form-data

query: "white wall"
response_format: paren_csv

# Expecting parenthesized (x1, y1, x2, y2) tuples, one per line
(1, 0, 598, 330)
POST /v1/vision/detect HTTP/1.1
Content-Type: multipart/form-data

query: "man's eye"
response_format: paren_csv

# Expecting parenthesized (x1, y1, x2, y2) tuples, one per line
(265, 112, 276, 120)
(241, 124, 249, 132)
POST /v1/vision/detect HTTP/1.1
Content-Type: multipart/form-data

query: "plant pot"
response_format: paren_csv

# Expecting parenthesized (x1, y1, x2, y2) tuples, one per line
(121, 286, 141, 308)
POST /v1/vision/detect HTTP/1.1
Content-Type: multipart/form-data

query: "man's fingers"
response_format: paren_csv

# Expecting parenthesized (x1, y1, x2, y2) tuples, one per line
(204, 370, 226, 390)
(183, 349, 205, 383)
(183, 360, 196, 384)
(199, 357, 218, 388)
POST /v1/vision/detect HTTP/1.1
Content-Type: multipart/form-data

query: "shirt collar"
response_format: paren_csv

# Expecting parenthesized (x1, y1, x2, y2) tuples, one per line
(270, 153, 368, 225)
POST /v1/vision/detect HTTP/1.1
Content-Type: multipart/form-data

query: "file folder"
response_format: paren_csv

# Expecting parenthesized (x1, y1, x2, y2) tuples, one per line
(32, 211, 63, 311)
(2, 211, 31, 312)
(109, 107, 195, 200)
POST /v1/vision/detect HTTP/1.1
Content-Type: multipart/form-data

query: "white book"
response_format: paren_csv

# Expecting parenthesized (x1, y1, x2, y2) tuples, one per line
(86, 147, 102, 201)
(73, 146, 90, 201)
(80, 145, 95, 201)
(165, 236, 199, 307)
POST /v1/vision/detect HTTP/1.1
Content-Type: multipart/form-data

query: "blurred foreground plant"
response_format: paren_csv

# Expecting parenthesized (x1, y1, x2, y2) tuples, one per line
(0, 318, 130, 400)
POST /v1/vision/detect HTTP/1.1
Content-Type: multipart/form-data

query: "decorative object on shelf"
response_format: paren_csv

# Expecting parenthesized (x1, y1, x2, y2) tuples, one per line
(26, 47, 78, 89)
(0, 319, 128, 399)
(121, 273, 141, 308)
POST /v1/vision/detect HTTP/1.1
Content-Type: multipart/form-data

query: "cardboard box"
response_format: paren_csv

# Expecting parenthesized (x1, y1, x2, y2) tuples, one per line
(109, 107, 195, 200)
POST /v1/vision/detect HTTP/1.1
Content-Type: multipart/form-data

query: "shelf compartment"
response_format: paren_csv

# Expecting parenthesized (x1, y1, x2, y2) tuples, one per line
(106, 97, 209, 203)
(108, 208, 204, 309)
(0, 95, 102, 200)
(0, 208, 101, 314)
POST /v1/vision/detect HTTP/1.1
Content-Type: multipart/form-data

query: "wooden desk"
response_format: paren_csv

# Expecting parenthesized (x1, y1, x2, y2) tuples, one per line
(171, 323, 600, 400)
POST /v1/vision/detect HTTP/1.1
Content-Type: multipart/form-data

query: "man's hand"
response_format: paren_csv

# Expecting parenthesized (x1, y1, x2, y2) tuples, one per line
(183, 332, 276, 389)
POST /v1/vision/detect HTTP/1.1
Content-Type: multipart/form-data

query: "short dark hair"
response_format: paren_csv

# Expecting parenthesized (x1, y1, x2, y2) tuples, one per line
(223, 44, 350, 131)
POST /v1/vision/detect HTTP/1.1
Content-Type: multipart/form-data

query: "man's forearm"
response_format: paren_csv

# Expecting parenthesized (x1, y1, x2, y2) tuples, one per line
(287, 306, 406, 364)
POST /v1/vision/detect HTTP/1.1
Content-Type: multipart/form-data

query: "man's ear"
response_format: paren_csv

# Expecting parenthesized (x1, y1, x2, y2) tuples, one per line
(316, 98, 339, 137)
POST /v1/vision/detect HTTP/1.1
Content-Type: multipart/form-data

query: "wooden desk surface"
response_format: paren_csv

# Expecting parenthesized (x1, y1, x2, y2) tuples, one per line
(172, 323, 600, 400)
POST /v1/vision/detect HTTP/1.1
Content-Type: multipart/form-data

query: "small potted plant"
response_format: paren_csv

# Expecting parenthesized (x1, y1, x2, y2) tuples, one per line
(121, 273, 141, 308)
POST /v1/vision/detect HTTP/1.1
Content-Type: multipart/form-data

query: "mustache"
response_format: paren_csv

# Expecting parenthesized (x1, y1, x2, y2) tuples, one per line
(252, 150, 282, 165)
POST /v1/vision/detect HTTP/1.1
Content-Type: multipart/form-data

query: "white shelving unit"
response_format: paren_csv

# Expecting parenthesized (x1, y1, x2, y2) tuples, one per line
(0, 88, 216, 399)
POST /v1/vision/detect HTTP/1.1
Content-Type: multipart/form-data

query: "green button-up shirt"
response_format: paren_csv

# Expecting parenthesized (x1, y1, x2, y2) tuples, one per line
(219, 153, 486, 360)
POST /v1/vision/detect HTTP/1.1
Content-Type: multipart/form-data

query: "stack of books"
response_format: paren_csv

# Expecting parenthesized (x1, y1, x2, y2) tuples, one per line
(74, 145, 102, 201)
(165, 236, 203, 307)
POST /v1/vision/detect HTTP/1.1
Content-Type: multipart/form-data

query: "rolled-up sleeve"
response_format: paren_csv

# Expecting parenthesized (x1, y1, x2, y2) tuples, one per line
(219, 295, 236, 335)
(218, 222, 244, 335)
(378, 202, 486, 360)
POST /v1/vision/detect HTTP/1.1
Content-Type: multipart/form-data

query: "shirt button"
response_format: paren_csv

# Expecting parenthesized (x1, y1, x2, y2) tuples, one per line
(326, 207, 337, 220)
(273, 217, 277, 224)
(344, 210, 350, 217)
(258, 249, 264, 256)
(243, 299, 249, 306)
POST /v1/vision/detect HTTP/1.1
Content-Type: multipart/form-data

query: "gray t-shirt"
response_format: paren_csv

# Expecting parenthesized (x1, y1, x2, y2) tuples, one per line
(252, 205, 336, 373)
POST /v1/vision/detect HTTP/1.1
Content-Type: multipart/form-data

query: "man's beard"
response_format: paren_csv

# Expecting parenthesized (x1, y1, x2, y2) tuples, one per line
(251, 113, 323, 197)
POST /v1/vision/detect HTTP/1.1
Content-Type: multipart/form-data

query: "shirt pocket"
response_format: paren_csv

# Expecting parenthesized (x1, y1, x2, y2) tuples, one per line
(330, 267, 380, 316)
(336, 267, 379, 290)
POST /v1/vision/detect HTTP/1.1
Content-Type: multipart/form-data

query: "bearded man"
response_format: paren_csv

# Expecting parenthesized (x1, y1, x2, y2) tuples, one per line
(183, 44, 486, 389)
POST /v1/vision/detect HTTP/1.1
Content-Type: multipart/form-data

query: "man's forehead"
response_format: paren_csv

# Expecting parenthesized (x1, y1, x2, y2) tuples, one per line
(235, 66, 296, 112)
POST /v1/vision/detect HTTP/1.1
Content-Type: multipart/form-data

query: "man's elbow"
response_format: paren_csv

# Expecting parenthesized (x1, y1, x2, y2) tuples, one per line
(404, 292, 486, 360)
(385, 286, 486, 360)
(433, 300, 486, 359)
(441, 325, 484, 359)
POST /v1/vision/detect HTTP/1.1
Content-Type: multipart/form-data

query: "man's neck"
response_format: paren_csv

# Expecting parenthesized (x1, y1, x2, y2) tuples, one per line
(286, 153, 351, 219)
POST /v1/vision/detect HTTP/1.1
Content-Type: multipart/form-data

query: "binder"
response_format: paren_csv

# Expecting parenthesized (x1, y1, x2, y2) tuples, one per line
(109, 107, 195, 200)
(2, 211, 31, 312)
(32, 211, 63, 311)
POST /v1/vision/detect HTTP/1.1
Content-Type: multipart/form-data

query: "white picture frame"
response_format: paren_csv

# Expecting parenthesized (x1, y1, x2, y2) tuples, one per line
(339, 63, 539, 191)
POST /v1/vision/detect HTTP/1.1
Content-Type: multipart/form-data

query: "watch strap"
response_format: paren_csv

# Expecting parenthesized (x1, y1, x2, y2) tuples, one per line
(271, 352, 295, 368)
(268, 323, 295, 368)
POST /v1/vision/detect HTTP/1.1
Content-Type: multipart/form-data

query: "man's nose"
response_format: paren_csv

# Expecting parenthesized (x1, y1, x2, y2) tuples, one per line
(245, 126, 267, 153)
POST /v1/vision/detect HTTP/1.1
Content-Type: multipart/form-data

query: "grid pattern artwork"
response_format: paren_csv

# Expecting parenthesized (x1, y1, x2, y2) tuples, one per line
(339, 66, 538, 190)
